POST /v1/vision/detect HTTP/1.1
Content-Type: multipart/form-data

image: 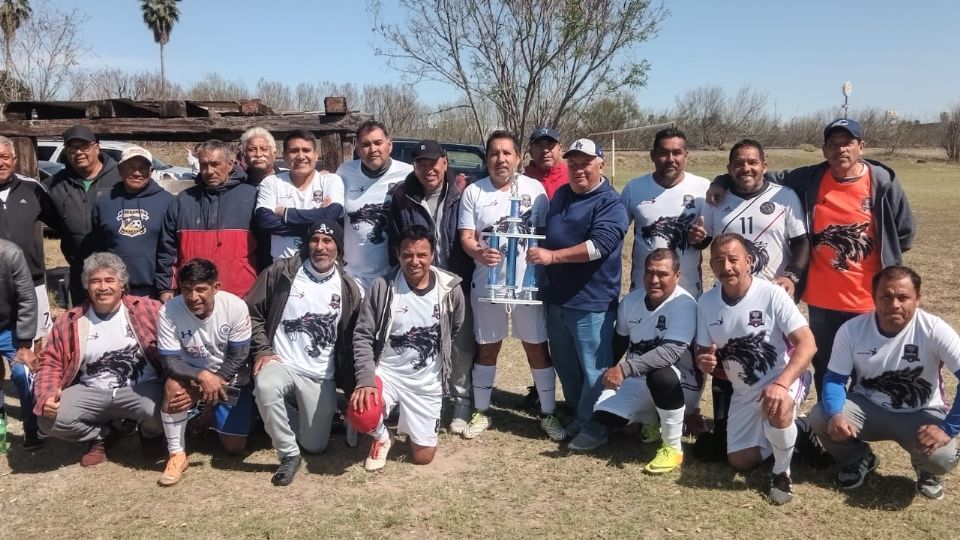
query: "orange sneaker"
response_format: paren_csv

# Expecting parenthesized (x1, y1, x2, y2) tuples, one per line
(158, 452, 189, 486)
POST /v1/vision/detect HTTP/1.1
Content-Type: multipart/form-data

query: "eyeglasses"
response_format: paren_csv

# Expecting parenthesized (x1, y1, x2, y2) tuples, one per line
(65, 141, 96, 153)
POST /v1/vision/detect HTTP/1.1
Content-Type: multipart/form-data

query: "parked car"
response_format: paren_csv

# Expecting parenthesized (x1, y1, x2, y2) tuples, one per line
(390, 138, 488, 184)
(37, 160, 64, 182)
(36, 139, 193, 189)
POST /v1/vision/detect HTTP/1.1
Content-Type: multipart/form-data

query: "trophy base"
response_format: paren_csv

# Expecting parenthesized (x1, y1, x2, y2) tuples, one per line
(479, 297, 542, 306)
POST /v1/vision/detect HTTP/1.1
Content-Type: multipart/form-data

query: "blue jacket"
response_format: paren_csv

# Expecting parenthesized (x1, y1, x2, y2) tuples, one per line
(92, 180, 174, 298)
(542, 179, 627, 312)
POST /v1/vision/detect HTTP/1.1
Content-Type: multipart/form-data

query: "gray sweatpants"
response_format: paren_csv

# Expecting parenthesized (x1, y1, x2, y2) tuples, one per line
(253, 361, 337, 459)
(447, 299, 476, 415)
(38, 380, 164, 442)
(808, 392, 960, 475)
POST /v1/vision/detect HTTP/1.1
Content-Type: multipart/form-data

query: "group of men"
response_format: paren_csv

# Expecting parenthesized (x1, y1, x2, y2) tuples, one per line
(0, 115, 957, 505)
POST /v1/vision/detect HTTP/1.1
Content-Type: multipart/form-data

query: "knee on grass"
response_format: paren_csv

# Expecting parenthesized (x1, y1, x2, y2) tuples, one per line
(411, 443, 437, 465)
(219, 434, 247, 455)
(727, 448, 763, 473)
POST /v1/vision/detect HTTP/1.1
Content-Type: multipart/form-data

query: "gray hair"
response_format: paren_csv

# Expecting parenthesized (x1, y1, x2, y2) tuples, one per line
(0, 135, 15, 156)
(240, 127, 276, 152)
(81, 252, 129, 289)
(195, 139, 235, 163)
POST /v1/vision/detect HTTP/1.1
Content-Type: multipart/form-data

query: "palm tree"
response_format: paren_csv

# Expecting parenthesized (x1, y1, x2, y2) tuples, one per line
(0, 0, 31, 74)
(140, 0, 180, 99)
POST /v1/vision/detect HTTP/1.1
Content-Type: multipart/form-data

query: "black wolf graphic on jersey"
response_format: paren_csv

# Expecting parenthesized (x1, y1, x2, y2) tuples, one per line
(347, 203, 389, 244)
(629, 336, 663, 357)
(389, 323, 440, 369)
(640, 213, 697, 252)
(812, 222, 874, 271)
(717, 331, 777, 386)
(860, 366, 932, 409)
(85, 343, 147, 385)
(746, 240, 770, 275)
(282, 311, 338, 357)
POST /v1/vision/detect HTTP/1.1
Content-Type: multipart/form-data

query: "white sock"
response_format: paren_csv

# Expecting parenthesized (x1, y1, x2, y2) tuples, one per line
(161, 410, 189, 454)
(656, 406, 685, 451)
(371, 421, 389, 443)
(764, 420, 797, 475)
(530, 367, 557, 415)
(472, 364, 496, 412)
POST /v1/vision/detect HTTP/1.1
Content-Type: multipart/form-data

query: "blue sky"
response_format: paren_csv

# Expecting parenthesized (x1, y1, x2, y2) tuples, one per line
(46, 0, 960, 121)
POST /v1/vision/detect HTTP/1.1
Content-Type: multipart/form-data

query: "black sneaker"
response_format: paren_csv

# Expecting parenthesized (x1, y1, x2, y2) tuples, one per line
(793, 416, 834, 469)
(22, 431, 47, 452)
(271, 455, 302, 486)
(769, 472, 795, 505)
(518, 385, 540, 411)
(915, 466, 945, 500)
(837, 450, 879, 490)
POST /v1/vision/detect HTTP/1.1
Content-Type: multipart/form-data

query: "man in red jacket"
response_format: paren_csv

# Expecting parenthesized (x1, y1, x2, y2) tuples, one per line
(523, 127, 568, 200)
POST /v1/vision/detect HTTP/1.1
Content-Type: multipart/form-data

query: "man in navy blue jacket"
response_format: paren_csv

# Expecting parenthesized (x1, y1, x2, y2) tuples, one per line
(527, 138, 628, 450)
(92, 146, 174, 298)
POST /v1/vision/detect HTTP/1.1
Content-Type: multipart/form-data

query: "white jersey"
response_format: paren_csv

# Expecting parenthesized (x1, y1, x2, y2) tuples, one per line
(337, 159, 413, 285)
(272, 265, 343, 380)
(696, 278, 807, 395)
(80, 305, 156, 389)
(158, 291, 253, 385)
(378, 275, 443, 395)
(701, 182, 806, 280)
(616, 286, 697, 368)
(621, 172, 710, 296)
(830, 309, 960, 412)
(458, 174, 548, 294)
(256, 170, 345, 259)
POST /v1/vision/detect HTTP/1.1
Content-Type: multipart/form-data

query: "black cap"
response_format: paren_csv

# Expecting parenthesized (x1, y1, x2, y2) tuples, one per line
(307, 218, 344, 255)
(529, 127, 560, 143)
(62, 125, 97, 143)
(412, 140, 445, 161)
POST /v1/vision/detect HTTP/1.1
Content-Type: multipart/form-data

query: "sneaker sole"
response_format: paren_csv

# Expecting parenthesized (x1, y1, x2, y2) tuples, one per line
(643, 463, 681, 475)
(769, 489, 795, 505)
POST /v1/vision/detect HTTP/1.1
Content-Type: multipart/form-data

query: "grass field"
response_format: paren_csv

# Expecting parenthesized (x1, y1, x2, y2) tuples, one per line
(4, 148, 960, 538)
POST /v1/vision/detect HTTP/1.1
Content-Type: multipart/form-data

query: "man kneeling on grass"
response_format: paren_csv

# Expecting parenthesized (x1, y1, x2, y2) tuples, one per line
(156, 259, 253, 486)
(349, 225, 465, 471)
(808, 266, 960, 500)
(34, 253, 165, 467)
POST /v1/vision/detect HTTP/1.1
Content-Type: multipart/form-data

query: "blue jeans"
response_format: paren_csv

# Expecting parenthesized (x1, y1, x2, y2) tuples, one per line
(1, 349, 38, 437)
(546, 304, 616, 439)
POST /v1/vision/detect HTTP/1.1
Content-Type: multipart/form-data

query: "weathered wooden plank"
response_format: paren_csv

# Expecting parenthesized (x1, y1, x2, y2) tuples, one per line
(12, 136, 37, 179)
(318, 132, 342, 171)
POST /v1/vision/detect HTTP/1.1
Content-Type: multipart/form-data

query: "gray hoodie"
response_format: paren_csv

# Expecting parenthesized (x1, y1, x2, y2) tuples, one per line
(0, 238, 38, 345)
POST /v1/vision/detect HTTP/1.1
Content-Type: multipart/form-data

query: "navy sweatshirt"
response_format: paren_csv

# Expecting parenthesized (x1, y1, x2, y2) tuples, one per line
(542, 179, 627, 312)
(92, 180, 174, 297)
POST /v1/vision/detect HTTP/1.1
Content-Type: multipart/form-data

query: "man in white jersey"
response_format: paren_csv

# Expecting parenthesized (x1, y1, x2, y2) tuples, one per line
(588, 249, 694, 474)
(696, 233, 816, 504)
(156, 259, 252, 486)
(35, 253, 165, 468)
(349, 225, 465, 471)
(808, 266, 960, 500)
(247, 219, 363, 486)
(256, 129, 345, 260)
(337, 120, 413, 290)
(457, 130, 565, 442)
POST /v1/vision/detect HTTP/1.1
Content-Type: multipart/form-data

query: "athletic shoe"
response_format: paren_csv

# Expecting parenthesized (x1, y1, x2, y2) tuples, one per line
(915, 466, 945, 500)
(80, 440, 107, 468)
(449, 403, 471, 435)
(271, 455, 302, 486)
(519, 385, 540, 411)
(540, 414, 567, 441)
(643, 445, 683, 475)
(793, 416, 834, 469)
(364, 437, 392, 472)
(158, 452, 189, 486)
(769, 472, 795, 505)
(640, 418, 661, 444)
(461, 411, 491, 440)
(567, 431, 607, 452)
(565, 419, 582, 439)
(22, 432, 47, 452)
(837, 450, 879, 490)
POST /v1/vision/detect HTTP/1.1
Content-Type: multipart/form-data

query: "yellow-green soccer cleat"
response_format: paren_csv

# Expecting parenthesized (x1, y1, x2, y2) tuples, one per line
(643, 445, 683, 475)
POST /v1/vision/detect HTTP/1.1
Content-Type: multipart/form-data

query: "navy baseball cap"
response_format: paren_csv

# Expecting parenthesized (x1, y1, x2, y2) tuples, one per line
(412, 139, 445, 160)
(529, 127, 560, 143)
(823, 118, 863, 141)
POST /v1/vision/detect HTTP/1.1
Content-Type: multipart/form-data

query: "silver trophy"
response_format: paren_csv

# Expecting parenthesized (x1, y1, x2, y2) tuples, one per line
(480, 173, 546, 305)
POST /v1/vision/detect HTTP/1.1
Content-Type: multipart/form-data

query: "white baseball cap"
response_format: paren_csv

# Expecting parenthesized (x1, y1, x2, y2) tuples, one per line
(562, 138, 604, 159)
(119, 146, 153, 166)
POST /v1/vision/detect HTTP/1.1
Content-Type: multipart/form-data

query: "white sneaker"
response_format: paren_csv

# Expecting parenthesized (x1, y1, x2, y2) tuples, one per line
(462, 411, 491, 440)
(364, 437, 392, 472)
(449, 403, 471, 435)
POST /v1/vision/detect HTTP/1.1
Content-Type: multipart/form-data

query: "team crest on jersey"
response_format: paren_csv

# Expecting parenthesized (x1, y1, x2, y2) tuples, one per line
(902, 344, 919, 363)
(861, 197, 872, 212)
(312, 189, 325, 204)
(184, 345, 210, 359)
(681, 194, 695, 209)
(330, 294, 341, 311)
(759, 202, 775, 215)
(218, 324, 231, 338)
(116, 208, 149, 238)
(747, 311, 764, 327)
(655, 315, 667, 331)
(432, 304, 441, 320)
(180, 329, 193, 340)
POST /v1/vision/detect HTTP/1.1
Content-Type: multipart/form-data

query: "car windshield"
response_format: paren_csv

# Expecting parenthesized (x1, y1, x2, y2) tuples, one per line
(152, 157, 171, 170)
(447, 149, 484, 171)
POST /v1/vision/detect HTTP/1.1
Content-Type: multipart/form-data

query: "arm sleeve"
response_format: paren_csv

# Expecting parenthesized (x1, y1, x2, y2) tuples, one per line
(889, 177, 915, 254)
(612, 332, 629, 363)
(283, 174, 345, 227)
(772, 285, 808, 336)
(784, 235, 810, 279)
(11, 248, 37, 344)
(457, 185, 477, 231)
(245, 270, 276, 360)
(821, 369, 850, 418)
(620, 185, 634, 229)
(155, 198, 180, 292)
(216, 302, 253, 382)
(352, 279, 384, 388)
(930, 319, 960, 437)
(783, 189, 807, 236)
(585, 195, 628, 258)
(695, 299, 712, 348)
(620, 341, 689, 377)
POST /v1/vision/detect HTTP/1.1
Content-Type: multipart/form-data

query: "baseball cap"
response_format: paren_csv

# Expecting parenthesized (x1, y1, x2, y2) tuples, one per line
(823, 118, 863, 141)
(412, 139, 446, 161)
(562, 138, 604, 159)
(529, 127, 560, 143)
(62, 125, 97, 144)
(119, 145, 153, 166)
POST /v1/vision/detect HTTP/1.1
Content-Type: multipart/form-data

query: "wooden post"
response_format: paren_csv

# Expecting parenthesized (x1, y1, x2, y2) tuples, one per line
(318, 132, 342, 172)
(12, 136, 38, 179)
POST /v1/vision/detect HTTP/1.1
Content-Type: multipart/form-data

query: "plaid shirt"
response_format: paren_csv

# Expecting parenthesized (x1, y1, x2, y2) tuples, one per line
(33, 295, 163, 416)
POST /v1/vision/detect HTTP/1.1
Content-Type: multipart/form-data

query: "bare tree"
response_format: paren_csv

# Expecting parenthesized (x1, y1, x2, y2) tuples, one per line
(9, 0, 88, 100)
(186, 73, 249, 101)
(941, 107, 960, 162)
(674, 85, 771, 148)
(70, 68, 183, 101)
(362, 83, 424, 136)
(255, 78, 293, 112)
(370, 0, 667, 146)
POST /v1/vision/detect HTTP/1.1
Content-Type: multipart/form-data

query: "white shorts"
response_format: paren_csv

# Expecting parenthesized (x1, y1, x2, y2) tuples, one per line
(35, 284, 51, 339)
(727, 371, 811, 454)
(380, 372, 442, 447)
(593, 373, 675, 426)
(470, 295, 547, 345)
